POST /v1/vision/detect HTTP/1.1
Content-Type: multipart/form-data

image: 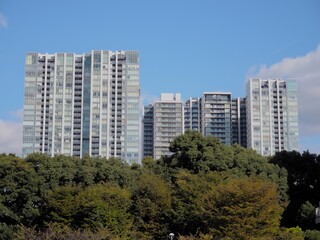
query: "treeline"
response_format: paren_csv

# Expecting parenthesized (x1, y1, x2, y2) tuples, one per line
(0, 130, 320, 239)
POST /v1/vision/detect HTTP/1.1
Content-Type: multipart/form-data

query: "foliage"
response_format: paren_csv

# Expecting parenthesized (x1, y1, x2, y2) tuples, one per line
(197, 176, 283, 239)
(305, 230, 320, 240)
(74, 184, 132, 235)
(46, 184, 132, 236)
(0, 222, 17, 240)
(131, 173, 172, 239)
(296, 201, 316, 229)
(0, 154, 42, 226)
(46, 185, 81, 225)
(0, 132, 318, 238)
(170, 170, 228, 236)
(15, 223, 115, 240)
(25, 153, 77, 189)
(270, 150, 320, 229)
(168, 130, 233, 173)
(167, 131, 288, 205)
(276, 227, 305, 240)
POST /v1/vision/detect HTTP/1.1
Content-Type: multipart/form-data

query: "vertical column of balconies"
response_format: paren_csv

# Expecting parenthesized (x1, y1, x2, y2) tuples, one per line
(99, 51, 111, 157)
(81, 54, 91, 156)
(202, 93, 232, 145)
(41, 55, 55, 156)
(22, 53, 41, 157)
(122, 51, 140, 163)
(153, 95, 183, 160)
(90, 51, 103, 157)
(143, 105, 154, 158)
(52, 53, 65, 154)
(72, 56, 83, 157)
(109, 52, 122, 157)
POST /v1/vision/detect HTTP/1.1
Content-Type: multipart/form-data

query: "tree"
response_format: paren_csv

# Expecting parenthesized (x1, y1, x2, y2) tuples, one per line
(277, 227, 304, 240)
(170, 170, 229, 236)
(270, 150, 320, 229)
(74, 184, 132, 236)
(305, 230, 320, 240)
(0, 154, 42, 239)
(15, 223, 115, 240)
(167, 131, 288, 206)
(168, 130, 234, 173)
(25, 153, 77, 189)
(46, 185, 81, 225)
(297, 201, 316, 229)
(93, 157, 138, 189)
(46, 184, 132, 236)
(131, 173, 172, 239)
(197, 176, 283, 239)
(74, 155, 97, 186)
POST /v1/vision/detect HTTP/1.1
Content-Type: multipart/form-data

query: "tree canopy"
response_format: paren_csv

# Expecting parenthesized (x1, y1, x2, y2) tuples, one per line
(0, 131, 319, 239)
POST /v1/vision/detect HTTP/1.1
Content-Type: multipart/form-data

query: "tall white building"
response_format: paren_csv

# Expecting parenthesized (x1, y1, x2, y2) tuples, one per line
(22, 50, 141, 164)
(246, 78, 299, 156)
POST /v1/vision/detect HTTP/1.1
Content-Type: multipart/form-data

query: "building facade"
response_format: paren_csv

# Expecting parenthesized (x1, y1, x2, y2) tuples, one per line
(246, 78, 299, 156)
(152, 93, 184, 160)
(231, 97, 247, 147)
(142, 104, 154, 158)
(184, 97, 201, 132)
(142, 80, 299, 159)
(201, 92, 232, 145)
(22, 50, 141, 164)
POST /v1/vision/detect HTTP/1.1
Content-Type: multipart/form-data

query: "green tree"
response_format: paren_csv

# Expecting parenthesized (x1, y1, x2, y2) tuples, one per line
(15, 222, 115, 240)
(297, 201, 316, 229)
(168, 130, 233, 173)
(270, 150, 320, 229)
(197, 176, 283, 239)
(305, 230, 320, 240)
(94, 157, 138, 189)
(167, 131, 288, 205)
(131, 173, 172, 239)
(170, 170, 228, 236)
(46, 185, 81, 225)
(277, 227, 304, 240)
(0, 154, 42, 239)
(46, 184, 133, 237)
(74, 184, 132, 236)
(25, 153, 77, 189)
(74, 155, 97, 186)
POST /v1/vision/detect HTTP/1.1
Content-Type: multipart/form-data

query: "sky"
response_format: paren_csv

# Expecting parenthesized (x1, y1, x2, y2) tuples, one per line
(0, 0, 319, 156)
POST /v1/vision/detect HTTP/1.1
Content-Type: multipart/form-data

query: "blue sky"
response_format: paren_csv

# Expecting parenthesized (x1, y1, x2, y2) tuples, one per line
(0, 0, 319, 155)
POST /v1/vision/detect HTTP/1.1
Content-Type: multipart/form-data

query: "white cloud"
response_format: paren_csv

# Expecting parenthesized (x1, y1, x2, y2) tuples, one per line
(0, 12, 8, 29)
(252, 45, 320, 138)
(0, 109, 23, 156)
(0, 120, 22, 156)
(10, 109, 23, 120)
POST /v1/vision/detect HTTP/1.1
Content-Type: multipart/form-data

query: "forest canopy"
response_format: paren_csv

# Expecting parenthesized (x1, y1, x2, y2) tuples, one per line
(0, 131, 320, 239)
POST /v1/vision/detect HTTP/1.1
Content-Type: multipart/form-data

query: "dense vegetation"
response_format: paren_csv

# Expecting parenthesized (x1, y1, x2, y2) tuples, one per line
(0, 130, 320, 239)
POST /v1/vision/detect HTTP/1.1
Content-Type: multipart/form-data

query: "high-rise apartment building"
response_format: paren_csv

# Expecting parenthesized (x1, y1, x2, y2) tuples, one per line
(142, 104, 154, 158)
(201, 92, 232, 145)
(143, 92, 248, 159)
(22, 50, 141, 164)
(246, 78, 299, 156)
(184, 97, 201, 132)
(231, 97, 247, 147)
(153, 93, 184, 160)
